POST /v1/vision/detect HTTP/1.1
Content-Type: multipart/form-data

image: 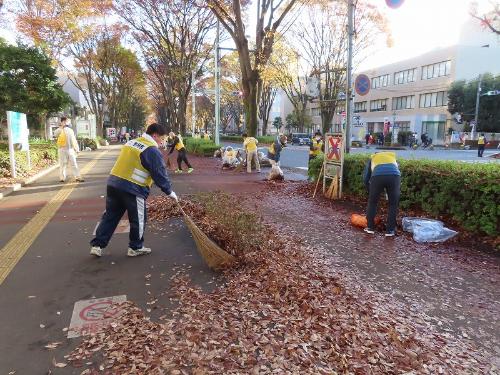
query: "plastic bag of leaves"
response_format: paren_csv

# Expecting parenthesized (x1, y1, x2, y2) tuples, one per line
(402, 217, 458, 243)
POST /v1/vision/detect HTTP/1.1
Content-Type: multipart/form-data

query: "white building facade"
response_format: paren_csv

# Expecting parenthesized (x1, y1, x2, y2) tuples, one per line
(352, 24, 500, 144)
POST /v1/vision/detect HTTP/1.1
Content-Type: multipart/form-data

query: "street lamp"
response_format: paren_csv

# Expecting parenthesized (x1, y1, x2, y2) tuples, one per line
(392, 111, 397, 145)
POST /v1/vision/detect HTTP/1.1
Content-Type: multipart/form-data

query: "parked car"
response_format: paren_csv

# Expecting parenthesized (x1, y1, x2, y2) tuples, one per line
(290, 133, 311, 145)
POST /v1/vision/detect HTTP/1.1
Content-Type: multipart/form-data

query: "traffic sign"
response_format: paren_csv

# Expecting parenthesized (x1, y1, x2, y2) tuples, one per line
(386, 0, 405, 9)
(306, 76, 320, 97)
(355, 74, 370, 96)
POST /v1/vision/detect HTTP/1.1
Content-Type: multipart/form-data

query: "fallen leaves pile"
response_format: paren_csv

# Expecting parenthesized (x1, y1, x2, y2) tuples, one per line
(65, 194, 490, 374)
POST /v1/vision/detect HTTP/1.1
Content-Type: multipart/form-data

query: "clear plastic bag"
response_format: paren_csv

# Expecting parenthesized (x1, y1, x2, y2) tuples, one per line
(402, 217, 458, 243)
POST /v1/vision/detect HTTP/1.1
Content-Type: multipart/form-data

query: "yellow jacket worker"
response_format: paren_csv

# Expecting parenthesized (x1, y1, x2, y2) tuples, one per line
(90, 123, 178, 257)
(243, 133, 260, 173)
(309, 130, 324, 162)
(168, 132, 193, 173)
(363, 151, 401, 236)
(477, 133, 487, 157)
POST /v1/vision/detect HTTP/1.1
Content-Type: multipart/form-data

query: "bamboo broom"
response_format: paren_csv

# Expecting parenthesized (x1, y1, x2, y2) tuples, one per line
(176, 202, 235, 270)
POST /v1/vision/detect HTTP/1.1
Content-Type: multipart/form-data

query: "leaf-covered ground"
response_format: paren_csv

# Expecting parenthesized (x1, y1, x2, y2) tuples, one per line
(64, 192, 497, 374)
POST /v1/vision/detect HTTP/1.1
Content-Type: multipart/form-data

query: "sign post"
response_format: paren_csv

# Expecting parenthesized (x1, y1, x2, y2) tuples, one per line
(6, 111, 30, 179)
(323, 133, 344, 199)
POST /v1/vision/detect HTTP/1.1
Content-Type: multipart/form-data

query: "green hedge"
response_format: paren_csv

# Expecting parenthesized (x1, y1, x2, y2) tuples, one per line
(220, 135, 276, 144)
(309, 153, 500, 236)
(78, 137, 98, 150)
(185, 138, 221, 157)
(0, 143, 58, 178)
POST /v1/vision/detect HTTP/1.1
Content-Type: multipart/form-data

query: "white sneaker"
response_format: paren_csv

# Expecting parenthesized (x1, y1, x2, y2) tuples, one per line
(90, 246, 103, 257)
(127, 247, 152, 257)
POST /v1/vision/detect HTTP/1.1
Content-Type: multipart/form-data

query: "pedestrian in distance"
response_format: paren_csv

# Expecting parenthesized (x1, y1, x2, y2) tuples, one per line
(477, 133, 487, 157)
(309, 131, 324, 163)
(363, 151, 401, 237)
(243, 133, 260, 173)
(267, 134, 287, 180)
(54, 117, 84, 183)
(365, 132, 370, 146)
(90, 123, 178, 257)
(379, 133, 385, 146)
(168, 132, 193, 174)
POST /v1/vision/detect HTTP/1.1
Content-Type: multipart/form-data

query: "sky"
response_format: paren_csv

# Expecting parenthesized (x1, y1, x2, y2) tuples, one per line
(358, 0, 495, 70)
(0, 0, 496, 71)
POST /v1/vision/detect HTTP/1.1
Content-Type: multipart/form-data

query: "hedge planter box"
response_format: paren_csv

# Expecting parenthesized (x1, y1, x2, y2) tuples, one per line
(309, 154, 500, 237)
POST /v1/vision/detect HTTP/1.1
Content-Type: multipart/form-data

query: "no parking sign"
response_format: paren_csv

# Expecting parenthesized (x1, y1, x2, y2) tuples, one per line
(355, 74, 370, 96)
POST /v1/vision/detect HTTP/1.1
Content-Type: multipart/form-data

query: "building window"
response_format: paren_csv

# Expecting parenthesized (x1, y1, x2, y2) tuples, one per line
(419, 91, 447, 108)
(354, 101, 367, 113)
(311, 107, 321, 117)
(396, 121, 411, 132)
(371, 74, 390, 89)
(421, 60, 451, 80)
(394, 68, 416, 85)
(370, 99, 388, 112)
(422, 121, 445, 142)
(392, 95, 415, 110)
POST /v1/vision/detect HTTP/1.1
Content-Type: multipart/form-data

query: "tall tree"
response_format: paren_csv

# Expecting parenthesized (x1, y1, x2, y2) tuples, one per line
(206, 0, 303, 136)
(116, 0, 216, 135)
(470, 1, 500, 35)
(272, 45, 310, 132)
(448, 74, 500, 132)
(258, 83, 277, 136)
(0, 39, 71, 132)
(295, 1, 388, 134)
(15, 0, 112, 61)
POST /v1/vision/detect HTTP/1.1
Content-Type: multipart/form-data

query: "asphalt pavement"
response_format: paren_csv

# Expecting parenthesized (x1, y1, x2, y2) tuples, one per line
(222, 141, 499, 170)
(0, 147, 216, 374)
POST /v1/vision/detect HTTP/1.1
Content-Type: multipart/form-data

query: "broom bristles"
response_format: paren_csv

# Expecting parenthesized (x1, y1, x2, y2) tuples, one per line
(181, 210, 235, 270)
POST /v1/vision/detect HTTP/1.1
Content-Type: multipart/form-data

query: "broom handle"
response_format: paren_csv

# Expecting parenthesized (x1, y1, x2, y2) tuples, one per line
(312, 163, 325, 199)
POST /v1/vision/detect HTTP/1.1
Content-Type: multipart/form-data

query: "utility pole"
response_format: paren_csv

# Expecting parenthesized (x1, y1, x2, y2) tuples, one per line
(192, 70, 196, 136)
(214, 21, 221, 145)
(473, 74, 482, 139)
(345, 0, 354, 153)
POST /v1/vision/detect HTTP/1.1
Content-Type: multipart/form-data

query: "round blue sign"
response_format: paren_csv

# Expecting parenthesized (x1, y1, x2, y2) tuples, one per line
(386, 0, 404, 9)
(355, 74, 370, 96)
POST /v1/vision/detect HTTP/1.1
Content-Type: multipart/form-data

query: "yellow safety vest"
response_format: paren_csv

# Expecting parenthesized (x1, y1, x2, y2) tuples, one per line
(175, 135, 185, 151)
(371, 152, 397, 171)
(310, 138, 323, 156)
(110, 137, 156, 187)
(478, 136, 485, 145)
(203, 133, 210, 140)
(57, 128, 67, 147)
(244, 137, 258, 152)
(268, 142, 276, 155)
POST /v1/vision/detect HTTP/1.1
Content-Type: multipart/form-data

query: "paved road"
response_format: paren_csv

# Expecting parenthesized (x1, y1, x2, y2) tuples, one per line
(0, 147, 218, 374)
(223, 142, 499, 170)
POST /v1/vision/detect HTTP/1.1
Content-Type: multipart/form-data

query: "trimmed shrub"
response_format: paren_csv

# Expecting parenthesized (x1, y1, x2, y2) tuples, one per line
(78, 137, 99, 150)
(185, 138, 220, 156)
(220, 135, 276, 144)
(308, 153, 500, 236)
(0, 143, 58, 178)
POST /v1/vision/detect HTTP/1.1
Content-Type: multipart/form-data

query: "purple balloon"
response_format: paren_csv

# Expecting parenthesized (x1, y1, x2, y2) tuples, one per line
(386, 0, 404, 8)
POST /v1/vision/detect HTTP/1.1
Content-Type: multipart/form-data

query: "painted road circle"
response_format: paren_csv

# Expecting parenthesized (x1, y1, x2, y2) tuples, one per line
(79, 301, 121, 321)
(386, 0, 405, 9)
(355, 74, 370, 96)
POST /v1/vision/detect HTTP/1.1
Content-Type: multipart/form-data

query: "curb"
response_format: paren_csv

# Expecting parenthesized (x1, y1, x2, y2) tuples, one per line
(0, 163, 59, 201)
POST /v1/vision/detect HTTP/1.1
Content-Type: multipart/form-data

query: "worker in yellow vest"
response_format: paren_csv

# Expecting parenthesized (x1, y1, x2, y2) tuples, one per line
(90, 123, 178, 257)
(54, 116, 84, 183)
(477, 133, 487, 157)
(363, 151, 401, 237)
(243, 133, 260, 173)
(309, 131, 324, 163)
(168, 132, 193, 173)
(203, 131, 210, 140)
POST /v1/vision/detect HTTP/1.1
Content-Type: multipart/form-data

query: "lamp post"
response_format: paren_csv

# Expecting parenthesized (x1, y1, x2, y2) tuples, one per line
(392, 111, 397, 145)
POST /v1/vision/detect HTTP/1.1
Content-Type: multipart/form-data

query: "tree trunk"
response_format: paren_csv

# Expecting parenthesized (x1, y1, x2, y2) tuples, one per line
(178, 98, 187, 136)
(244, 82, 259, 136)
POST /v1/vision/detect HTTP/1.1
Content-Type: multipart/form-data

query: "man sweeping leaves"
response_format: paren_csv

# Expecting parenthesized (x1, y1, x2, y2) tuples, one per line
(90, 123, 178, 257)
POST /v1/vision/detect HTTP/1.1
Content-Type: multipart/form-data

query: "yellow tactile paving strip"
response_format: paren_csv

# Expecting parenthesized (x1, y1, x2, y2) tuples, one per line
(0, 151, 108, 285)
